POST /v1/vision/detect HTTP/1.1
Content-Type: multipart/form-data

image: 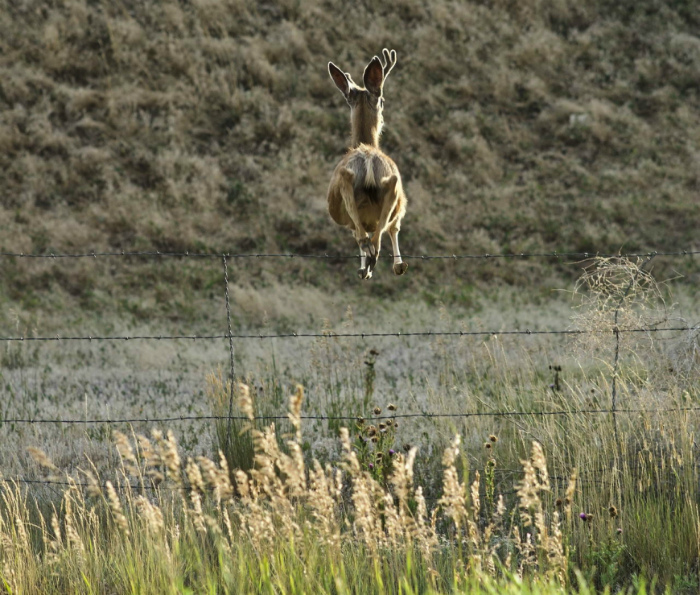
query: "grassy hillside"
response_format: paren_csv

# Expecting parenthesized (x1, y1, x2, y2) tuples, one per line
(1, 0, 699, 322)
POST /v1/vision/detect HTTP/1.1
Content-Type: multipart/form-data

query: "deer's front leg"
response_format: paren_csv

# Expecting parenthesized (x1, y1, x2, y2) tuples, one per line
(370, 174, 399, 265)
(389, 224, 408, 276)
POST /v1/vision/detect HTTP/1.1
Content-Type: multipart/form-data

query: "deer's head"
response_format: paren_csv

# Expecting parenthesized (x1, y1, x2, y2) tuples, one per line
(328, 49, 397, 148)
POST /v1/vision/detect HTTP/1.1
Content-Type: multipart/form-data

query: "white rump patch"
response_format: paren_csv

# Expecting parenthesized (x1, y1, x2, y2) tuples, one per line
(364, 156, 376, 188)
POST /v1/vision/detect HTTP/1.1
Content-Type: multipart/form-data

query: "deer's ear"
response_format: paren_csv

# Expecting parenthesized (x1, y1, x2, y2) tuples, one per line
(328, 62, 350, 97)
(363, 56, 384, 95)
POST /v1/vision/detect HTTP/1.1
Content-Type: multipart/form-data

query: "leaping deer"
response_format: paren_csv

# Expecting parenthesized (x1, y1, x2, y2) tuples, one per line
(327, 48, 408, 280)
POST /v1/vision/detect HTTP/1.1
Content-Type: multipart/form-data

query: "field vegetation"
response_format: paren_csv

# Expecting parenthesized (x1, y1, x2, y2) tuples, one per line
(0, 256, 699, 592)
(1, 0, 700, 592)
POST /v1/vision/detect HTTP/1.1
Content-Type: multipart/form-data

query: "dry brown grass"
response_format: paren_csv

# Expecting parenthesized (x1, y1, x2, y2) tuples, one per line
(0, 0, 698, 321)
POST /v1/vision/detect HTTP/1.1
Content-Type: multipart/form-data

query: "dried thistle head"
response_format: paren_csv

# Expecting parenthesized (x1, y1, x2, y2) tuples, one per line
(373, 406, 382, 416)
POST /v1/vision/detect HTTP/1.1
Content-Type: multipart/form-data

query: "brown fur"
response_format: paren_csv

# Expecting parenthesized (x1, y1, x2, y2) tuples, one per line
(327, 49, 408, 279)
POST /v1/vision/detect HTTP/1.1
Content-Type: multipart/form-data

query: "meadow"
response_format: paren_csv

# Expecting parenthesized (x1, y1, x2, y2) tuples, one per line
(1, 0, 700, 592)
(1, 254, 699, 592)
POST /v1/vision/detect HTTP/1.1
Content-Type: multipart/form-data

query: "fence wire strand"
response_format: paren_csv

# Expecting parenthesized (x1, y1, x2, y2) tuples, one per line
(1, 249, 698, 260)
(2, 406, 699, 426)
(0, 325, 695, 343)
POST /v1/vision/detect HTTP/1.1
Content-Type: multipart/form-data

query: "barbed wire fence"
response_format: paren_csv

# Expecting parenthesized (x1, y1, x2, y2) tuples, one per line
(1, 248, 699, 493)
(2, 249, 699, 259)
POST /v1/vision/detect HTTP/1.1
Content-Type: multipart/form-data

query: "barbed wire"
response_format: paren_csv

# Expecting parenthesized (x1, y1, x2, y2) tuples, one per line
(2, 406, 698, 426)
(5, 477, 169, 491)
(0, 249, 698, 260)
(3, 246, 697, 500)
(0, 325, 695, 343)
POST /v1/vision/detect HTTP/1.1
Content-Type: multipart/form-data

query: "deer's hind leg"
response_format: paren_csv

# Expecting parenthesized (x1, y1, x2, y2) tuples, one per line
(336, 168, 374, 280)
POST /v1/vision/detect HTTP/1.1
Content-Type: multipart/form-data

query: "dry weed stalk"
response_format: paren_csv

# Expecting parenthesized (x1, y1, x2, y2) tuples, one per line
(438, 435, 469, 532)
(105, 481, 130, 536)
(515, 442, 570, 585)
(3, 379, 586, 589)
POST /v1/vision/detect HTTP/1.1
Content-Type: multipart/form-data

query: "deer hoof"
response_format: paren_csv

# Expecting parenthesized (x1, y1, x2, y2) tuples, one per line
(393, 262, 408, 276)
(358, 267, 373, 280)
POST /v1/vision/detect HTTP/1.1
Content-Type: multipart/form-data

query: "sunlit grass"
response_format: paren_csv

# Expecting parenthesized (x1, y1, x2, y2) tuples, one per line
(1, 258, 698, 592)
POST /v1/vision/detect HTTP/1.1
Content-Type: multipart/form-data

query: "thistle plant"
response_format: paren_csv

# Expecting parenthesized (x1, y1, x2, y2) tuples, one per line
(353, 403, 400, 485)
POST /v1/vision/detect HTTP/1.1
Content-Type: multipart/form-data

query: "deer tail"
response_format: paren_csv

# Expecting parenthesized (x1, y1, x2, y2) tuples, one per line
(363, 154, 377, 188)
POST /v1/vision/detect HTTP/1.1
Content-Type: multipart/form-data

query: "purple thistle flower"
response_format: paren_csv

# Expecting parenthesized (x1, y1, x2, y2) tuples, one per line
(579, 512, 587, 521)
(389, 449, 395, 456)
(369, 463, 374, 470)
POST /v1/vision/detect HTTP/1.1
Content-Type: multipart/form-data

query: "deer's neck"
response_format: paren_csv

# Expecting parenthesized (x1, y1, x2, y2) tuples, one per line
(350, 105, 382, 148)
